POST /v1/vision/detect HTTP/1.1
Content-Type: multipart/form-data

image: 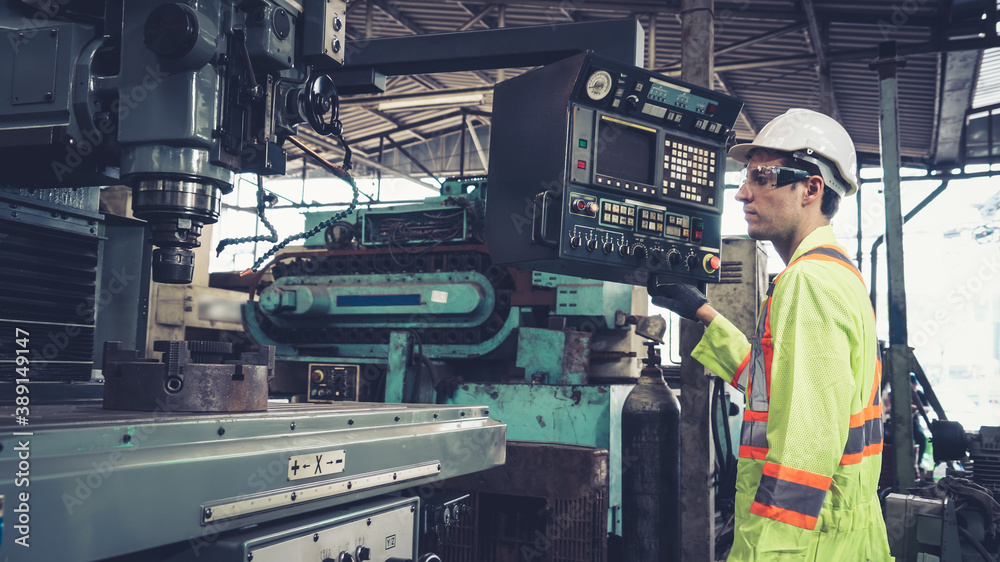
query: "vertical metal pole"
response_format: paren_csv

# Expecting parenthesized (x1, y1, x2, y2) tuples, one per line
(460, 113, 467, 178)
(377, 136, 384, 201)
(647, 13, 657, 69)
(681, 0, 714, 86)
(871, 41, 913, 491)
(857, 183, 864, 272)
(301, 155, 307, 202)
(680, 2, 715, 561)
(496, 5, 507, 83)
(364, 0, 374, 39)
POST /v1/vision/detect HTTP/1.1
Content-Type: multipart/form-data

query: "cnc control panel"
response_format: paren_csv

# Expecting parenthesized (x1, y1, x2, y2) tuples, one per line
(487, 53, 742, 287)
(308, 363, 361, 402)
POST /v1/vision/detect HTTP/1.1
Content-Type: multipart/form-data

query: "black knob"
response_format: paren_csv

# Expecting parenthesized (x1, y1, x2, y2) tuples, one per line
(619, 244, 632, 257)
(686, 254, 698, 270)
(569, 235, 582, 249)
(625, 94, 639, 108)
(602, 241, 614, 254)
(355, 546, 372, 561)
(650, 249, 666, 269)
(339, 553, 355, 562)
(144, 3, 199, 59)
(667, 250, 681, 268)
(586, 239, 599, 252)
(633, 246, 647, 260)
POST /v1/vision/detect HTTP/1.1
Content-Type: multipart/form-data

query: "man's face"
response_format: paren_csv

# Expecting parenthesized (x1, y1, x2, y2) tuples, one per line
(734, 153, 804, 242)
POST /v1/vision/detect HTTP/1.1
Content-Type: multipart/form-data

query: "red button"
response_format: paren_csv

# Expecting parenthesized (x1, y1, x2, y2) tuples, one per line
(709, 256, 721, 270)
(576, 200, 586, 210)
(577, 160, 586, 169)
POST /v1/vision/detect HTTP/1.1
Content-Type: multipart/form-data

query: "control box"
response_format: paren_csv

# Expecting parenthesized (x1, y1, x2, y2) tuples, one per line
(165, 496, 418, 561)
(308, 363, 360, 402)
(486, 53, 743, 288)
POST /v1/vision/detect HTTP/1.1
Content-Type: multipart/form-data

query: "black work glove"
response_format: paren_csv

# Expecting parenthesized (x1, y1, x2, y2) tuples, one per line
(650, 283, 708, 321)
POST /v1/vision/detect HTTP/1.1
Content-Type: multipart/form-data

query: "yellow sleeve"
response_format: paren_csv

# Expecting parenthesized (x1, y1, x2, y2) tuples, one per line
(740, 268, 858, 554)
(691, 313, 751, 384)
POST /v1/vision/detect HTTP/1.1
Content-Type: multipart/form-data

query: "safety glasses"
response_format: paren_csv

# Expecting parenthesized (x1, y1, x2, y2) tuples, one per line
(739, 165, 814, 192)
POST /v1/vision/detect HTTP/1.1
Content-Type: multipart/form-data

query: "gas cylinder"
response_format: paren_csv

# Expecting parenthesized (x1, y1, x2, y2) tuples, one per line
(622, 341, 681, 561)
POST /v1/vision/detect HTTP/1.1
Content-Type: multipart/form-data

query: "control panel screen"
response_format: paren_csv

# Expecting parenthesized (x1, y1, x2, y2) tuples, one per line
(595, 116, 656, 186)
(647, 77, 719, 115)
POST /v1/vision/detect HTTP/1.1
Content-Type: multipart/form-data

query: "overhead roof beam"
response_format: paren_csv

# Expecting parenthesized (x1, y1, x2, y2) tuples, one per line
(385, 134, 445, 186)
(714, 71, 758, 135)
(802, 0, 841, 121)
(374, 0, 496, 85)
(660, 21, 807, 71)
(343, 25, 450, 89)
(342, 86, 493, 107)
(366, 108, 428, 142)
(714, 35, 1000, 72)
(466, 0, 940, 27)
(349, 109, 469, 146)
(456, 3, 496, 31)
(933, 50, 981, 165)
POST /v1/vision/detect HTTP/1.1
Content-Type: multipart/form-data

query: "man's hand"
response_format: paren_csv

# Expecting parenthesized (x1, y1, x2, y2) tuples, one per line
(650, 283, 709, 321)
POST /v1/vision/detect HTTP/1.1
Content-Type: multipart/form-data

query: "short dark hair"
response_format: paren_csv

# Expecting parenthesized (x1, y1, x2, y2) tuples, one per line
(820, 184, 841, 218)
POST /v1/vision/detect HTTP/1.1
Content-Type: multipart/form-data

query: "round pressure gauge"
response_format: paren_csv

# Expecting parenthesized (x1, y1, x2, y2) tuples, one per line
(585, 70, 613, 100)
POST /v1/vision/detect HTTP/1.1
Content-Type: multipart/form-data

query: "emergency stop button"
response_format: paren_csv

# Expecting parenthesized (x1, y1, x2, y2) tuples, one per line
(703, 254, 721, 273)
(571, 198, 598, 217)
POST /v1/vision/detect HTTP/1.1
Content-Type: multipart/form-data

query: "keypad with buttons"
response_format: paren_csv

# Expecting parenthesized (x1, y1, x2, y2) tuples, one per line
(662, 139, 717, 206)
(601, 201, 636, 229)
(637, 208, 665, 234)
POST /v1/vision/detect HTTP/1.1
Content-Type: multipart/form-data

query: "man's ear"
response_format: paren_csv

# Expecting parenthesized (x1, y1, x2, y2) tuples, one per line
(802, 175, 825, 207)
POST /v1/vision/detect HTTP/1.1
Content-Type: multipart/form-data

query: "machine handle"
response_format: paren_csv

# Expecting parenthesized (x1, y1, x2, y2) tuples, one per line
(531, 190, 559, 248)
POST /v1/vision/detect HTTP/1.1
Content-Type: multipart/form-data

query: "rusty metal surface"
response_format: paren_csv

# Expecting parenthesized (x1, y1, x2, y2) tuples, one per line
(102, 340, 275, 412)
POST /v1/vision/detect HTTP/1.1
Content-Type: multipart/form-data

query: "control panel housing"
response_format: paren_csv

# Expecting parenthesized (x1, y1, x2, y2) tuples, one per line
(308, 363, 361, 402)
(486, 53, 742, 288)
(164, 496, 418, 561)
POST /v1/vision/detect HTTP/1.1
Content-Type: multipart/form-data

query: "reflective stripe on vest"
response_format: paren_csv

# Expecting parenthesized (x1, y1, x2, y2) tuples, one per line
(841, 353, 885, 465)
(734, 245, 885, 529)
(749, 462, 833, 531)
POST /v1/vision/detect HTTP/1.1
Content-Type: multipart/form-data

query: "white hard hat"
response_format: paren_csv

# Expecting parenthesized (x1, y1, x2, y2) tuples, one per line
(729, 108, 860, 196)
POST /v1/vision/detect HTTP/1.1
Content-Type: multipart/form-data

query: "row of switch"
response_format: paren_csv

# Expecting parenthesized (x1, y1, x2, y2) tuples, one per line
(567, 235, 720, 273)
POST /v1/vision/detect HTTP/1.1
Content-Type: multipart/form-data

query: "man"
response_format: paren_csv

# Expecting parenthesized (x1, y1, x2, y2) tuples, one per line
(653, 108, 893, 560)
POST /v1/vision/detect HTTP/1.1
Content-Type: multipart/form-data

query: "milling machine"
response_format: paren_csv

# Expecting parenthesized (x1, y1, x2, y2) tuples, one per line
(0, 2, 504, 561)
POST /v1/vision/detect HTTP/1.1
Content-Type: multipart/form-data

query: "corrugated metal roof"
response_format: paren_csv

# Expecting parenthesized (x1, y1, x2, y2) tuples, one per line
(287, 0, 999, 175)
(974, 48, 1000, 107)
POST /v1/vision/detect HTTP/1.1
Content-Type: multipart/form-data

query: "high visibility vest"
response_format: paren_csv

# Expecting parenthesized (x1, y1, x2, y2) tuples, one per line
(729, 245, 884, 531)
